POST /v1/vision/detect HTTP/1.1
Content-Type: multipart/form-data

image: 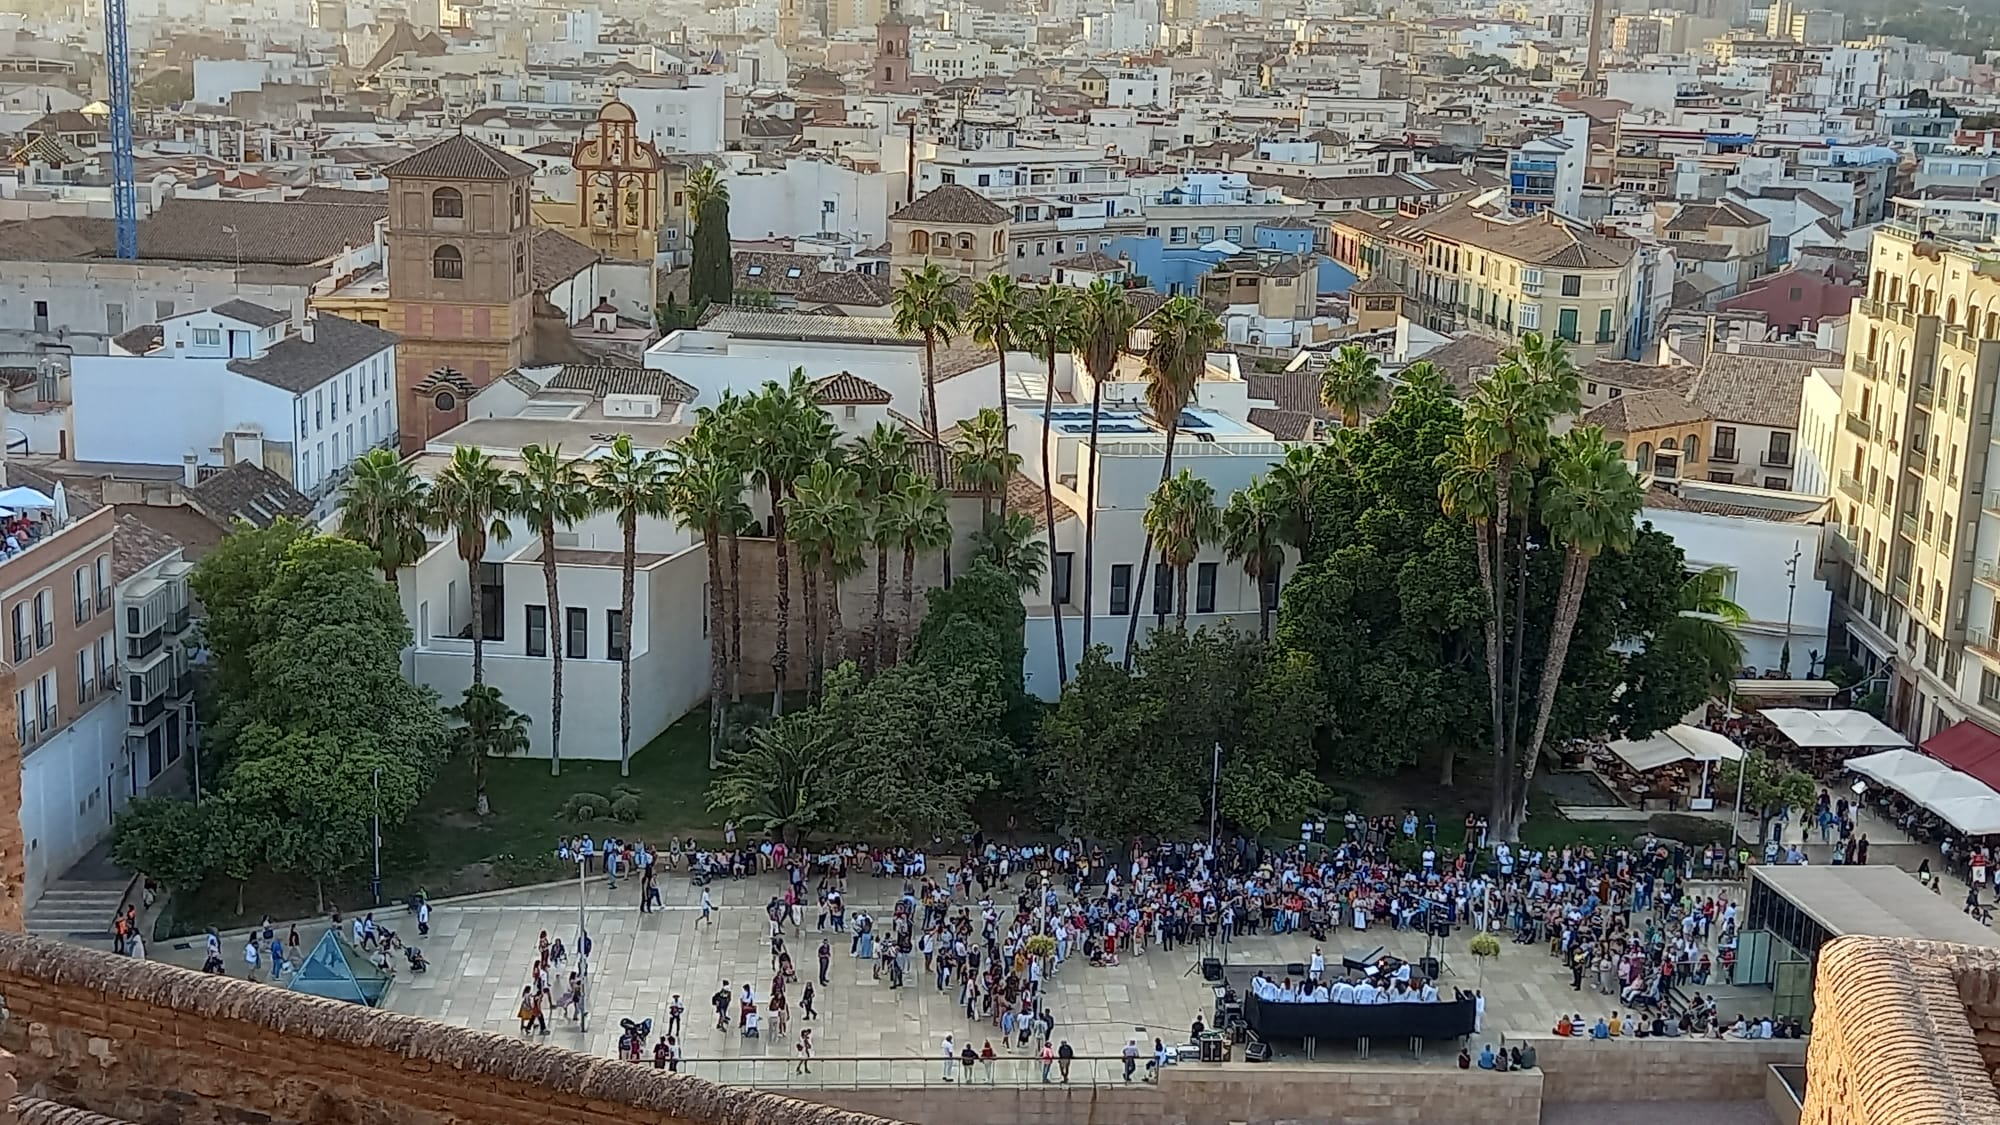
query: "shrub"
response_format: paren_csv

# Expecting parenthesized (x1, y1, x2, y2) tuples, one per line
(1024, 934, 1057, 959)
(562, 792, 611, 821)
(1469, 932, 1501, 959)
(610, 795, 642, 823)
(1647, 813, 1733, 846)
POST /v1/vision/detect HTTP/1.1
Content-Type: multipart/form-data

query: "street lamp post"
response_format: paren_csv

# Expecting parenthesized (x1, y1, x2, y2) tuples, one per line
(1780, 542, 1802, 676)
(576, 855, 590, 1035)
(370, 767, 381, 906)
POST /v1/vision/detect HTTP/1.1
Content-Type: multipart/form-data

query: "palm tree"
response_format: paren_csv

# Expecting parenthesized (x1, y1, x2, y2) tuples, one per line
(1394, 359, 1453, 402)
(446, 682, 530, 815)
(890, 262, 961, 454)
(965, 273, 1023, 517)
(785, 461, 865, 699)
(851, 423, 912, 673)
(1143, 469, 1220, 630)
(1017, 285, 1082, 684)
(668, 452, 751, 766)
(884, 475, 952, 661)
(1266, 444, 1321, 557)
(971, 510, 1049, 595)
(691, 391, 752, 702)
(1669, 566, 1749, 690)
(1123, 294, 1223, 665)
(743, 371, 833, 715)
(1517, 426, 1642, 822)
(337, 448, 429, 586)
(1074, 280, 1137, 654)
(591, 435, 674, 775)
(1436, 430, 1498, 790)
(951, 407, 1020, 528)
(1222, 478, 1286, 641)
(1319, 343, 1385, 429)
(505, 444, 594, 777)
(425, 446, 512, 687)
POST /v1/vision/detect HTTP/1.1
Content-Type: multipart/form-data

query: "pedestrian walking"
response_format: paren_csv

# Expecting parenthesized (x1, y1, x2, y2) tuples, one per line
(795, 1029, 813, 1074)
(801, 982, 817, 1020)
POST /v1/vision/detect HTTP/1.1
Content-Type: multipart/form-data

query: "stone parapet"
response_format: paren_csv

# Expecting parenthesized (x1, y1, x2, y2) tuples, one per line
(1514, 1034, 1807, 1103)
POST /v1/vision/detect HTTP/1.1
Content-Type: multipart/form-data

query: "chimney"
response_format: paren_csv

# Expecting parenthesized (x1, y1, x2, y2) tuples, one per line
(300, 308, 317, 343)
(181, 453, 199, 488)
(1726, 338, 1741, 354)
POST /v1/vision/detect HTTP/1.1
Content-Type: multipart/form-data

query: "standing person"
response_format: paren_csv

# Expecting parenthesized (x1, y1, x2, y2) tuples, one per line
(667, 994, 684, 1039)
(701, 888, 714, 926)
(795, 1029, 813, 1074)
(243, 937, 261, 980)
(1057, 1040, 1074, 1084)
(818, 939, 832, 985)
(712, 982, 732, 1031)
(942, 1033, 957, 1082)
(1122, 1038, 1139, 1082)
(801, 982, 817, 1020)
(1039, 1040, 1056, 1083)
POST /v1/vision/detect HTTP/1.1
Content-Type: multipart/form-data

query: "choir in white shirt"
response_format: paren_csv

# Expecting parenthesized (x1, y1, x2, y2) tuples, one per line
(1248, 970, 1441, 1004)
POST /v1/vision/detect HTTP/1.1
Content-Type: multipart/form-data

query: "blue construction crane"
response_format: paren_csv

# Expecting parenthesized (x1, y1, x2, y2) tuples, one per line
(103, 0, 136, 259)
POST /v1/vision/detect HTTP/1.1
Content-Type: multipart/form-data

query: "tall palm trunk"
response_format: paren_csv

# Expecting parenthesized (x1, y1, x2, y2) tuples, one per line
(996, 348, 1009, 522)
(873, 542, 890, 674)
(726, 528, 744, 703)
(900, 541, 917, 662)
(466, 553, 485, 685)
(825, 560, 845, 672)
(1256, 576, 1271, 642)
(1081, 379, 1105, 653)
(540, 523, 564, 777)
(1122, 426, 1179, 668)
(1487, 456, 1515, 838)
(923, 331, 951, 589)
(1520, 551, 1591, 825)
(1175, 564, 1190, 630)
(1042, 340, 1068, 685)
(1505, 519, 1530, 799)
(801, 559, 821, 702)
(770, 494, 790, 717)
(704, 526, 726, 769)
(618, 515, 637, 777)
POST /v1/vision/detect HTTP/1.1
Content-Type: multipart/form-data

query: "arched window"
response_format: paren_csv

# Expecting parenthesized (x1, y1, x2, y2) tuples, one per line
(956, 233, 973, 251)
(1684, 433, 1700, 462)
(1988, 309, 1999, 340)
(431, 187, 463, 218)
(1635, 442, 1653, 471)
(911, 230, 930, 253)
(932, 231, 951, 252)
(1661, 437, 1679, 450)
(433, 390, 457, 413)
(1946, 298, 1958, 327)
(1924, 288, 1937, 316)
(432, 245, 463, 280)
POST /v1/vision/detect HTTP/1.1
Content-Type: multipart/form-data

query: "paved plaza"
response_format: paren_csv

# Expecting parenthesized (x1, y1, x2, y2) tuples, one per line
(153, 868, 1766, 1086)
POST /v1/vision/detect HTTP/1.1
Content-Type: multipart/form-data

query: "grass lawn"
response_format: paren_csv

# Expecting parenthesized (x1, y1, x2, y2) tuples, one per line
(166, 709, 726, 934)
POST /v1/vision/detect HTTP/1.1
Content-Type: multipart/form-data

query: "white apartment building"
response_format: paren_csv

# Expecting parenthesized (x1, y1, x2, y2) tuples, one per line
(71, 303, 399, 510)
(1644, 480, 1832, 676)
(620, 74, 728, 154)
(1081, 0, 1160, 53)
(916, 142, 1145, 278)
(1107, 66, 1173, 109)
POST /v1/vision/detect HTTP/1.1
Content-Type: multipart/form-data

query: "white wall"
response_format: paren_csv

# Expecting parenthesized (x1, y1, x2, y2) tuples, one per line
(1645, 505, 1831, 676)
(70, 355, 295, 468)
(622, 76, 726, 154)
(21, 696, 127, 907)
(192, 58, 269, 106)
(725, 161, 905, 246)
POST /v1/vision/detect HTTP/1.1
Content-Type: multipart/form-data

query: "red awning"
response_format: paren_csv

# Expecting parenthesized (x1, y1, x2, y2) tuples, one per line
(1922, 721, 2000, 791)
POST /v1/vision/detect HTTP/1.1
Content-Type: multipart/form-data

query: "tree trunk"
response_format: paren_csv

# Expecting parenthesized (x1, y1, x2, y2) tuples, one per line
(726, 529, 744, 703)
(1439, 742, 1455, 787)
(1518, 550, 1591, 829)
(1257, 578, 1270, 642)
(1175, 564, 1189, 630)
(542, 524, 564, 777)
(1486, 458, 1514, 834)
(619, 515, 637, 777)
(1081, 379, 1104, 654)
(1122, 426, 1179, 669)
(706, 527, 726, 770)
(1042, 340, 1068, 685)
(466, 552, 485, 686)
(770, 493, 790, 717)
(825, 560, 845, 672)
(925, 332, 952, 589)
(900, 543, 917, 663)
(1343, 406, 1359, 429)
(997, 346, 1009, 522)
(801, 558, 821, 702)
(873, 542, 890, 674)
(1505, 518, 1530, 792)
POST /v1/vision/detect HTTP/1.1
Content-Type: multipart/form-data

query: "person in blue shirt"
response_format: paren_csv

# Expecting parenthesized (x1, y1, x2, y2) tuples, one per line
(1590, 1017, 1611, 1040)
(1476, 1045, 1496, 1069)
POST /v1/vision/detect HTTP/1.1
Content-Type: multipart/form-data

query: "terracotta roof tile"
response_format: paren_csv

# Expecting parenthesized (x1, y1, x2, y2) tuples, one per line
(891, 184, 1011, 226)
(380, 133, 534, 181)
(812, 371, 893, 404)
(544, 364, 697, 402)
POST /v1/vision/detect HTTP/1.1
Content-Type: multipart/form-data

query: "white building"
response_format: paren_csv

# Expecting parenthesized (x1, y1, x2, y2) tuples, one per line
(1081, 0, 1159, 53)
(1794, 363, 1844, 499)
(70, 303, 398, 511)
(725, 159, 907, 247)
(1107, 66, 1173, 109)
(621, 74, 727, 154)
(1643, 479, 1832, 677)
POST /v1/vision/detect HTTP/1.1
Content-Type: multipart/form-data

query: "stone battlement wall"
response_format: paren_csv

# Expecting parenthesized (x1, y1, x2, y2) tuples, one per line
(0, 932, 908, 1125)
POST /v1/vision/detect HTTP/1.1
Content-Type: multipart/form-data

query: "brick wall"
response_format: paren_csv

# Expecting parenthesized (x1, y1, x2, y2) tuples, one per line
(1518, 1035, 1806, 1103)
(0, 933, 907, 1125)
(797, 1064, 1544, 1125)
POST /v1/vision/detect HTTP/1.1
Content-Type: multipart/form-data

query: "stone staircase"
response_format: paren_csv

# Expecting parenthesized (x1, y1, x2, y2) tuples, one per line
(26, 880, 127, 942)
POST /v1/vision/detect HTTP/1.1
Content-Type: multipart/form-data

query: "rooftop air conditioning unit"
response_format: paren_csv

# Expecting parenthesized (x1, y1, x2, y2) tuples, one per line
(603, 393, 663, 419)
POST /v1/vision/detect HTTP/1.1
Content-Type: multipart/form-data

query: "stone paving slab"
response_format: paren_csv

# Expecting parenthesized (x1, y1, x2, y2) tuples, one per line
(151, 869, 1763, 1075)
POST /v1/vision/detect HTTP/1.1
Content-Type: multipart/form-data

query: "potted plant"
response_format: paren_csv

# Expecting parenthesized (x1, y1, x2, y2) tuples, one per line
(1025, 933, 1058, 975)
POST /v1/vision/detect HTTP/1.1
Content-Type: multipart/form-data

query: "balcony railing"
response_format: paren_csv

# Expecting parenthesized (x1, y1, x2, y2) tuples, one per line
(1838, 472, 1863, 500)
(1711, 446, 1740, 464)
(1899, 511, 1919, 539)
(1977, 558, 2000, 587)
(1845, 413, 1873, 439)
(1985, 490, 2000, 514)
(1851, 354, 1878, 377)
(1859, 297, 1886, 318)
(1945, 325, 1972, 348)
(1914, 379, 1936, 406)
(1761, 450, 1793, 468)
(1971, 627, 2000, 659)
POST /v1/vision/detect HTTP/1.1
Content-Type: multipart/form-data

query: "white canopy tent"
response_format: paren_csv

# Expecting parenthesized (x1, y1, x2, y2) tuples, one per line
(0, 487, 54, 511)
(1607, 724, 1745, 772)
(1762, 708, 1910, 751)
(1847, 748, 2000, 835)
